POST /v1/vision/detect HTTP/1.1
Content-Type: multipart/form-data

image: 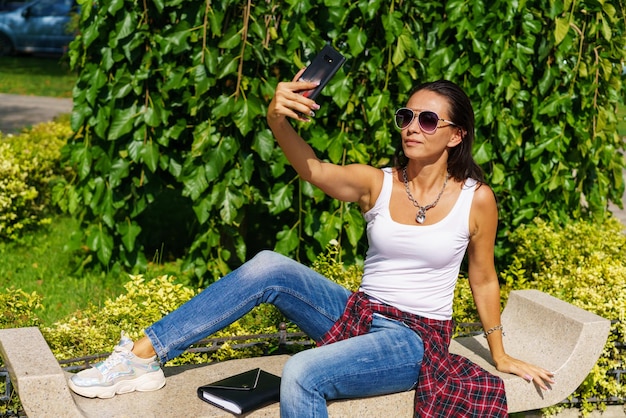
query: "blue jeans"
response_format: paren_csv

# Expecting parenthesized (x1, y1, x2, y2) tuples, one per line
(145, 250, 424, 418)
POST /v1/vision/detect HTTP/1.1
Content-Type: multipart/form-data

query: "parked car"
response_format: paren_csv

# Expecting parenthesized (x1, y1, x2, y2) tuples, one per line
(0, 0, 76, 56)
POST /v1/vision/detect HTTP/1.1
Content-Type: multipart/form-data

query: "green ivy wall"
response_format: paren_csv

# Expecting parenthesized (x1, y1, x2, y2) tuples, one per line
(56, 0, 626, 281)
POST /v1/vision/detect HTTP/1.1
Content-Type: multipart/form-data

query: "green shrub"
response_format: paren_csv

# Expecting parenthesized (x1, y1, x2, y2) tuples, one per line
(0, 122, 72, 241)
(311, 240, 362, 292)
(43, 274, 197, 360)
(0, 288, 42, 330)
(499, 217, 626, 416)
(43, 274, 294, 365)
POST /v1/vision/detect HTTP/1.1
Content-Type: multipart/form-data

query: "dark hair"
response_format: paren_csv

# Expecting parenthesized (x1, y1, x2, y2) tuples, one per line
(392, 80, 485, 183)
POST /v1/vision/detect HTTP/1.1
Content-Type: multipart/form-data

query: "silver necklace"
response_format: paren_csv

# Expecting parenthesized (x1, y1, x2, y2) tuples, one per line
(402, 167, 449, 224)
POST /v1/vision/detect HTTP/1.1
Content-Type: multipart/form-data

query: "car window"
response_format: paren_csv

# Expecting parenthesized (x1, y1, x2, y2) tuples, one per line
(29, 0, 73, 17)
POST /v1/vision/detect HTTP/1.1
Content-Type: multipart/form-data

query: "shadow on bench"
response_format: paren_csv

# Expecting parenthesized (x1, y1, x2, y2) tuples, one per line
(0, 290, 611, 417)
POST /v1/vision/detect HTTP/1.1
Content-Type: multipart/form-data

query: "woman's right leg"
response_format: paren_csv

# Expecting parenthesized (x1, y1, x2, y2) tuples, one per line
(146, 250, 352, 362)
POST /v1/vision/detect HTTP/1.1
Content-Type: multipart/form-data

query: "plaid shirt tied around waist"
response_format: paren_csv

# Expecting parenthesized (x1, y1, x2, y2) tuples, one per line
(317, 291, 508, 417)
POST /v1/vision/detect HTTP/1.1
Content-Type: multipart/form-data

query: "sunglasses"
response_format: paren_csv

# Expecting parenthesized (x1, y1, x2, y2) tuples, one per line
(394, 108, 458, 134)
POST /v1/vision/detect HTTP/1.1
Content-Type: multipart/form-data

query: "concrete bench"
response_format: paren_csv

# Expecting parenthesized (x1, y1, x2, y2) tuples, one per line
(0, 289, 611, 417)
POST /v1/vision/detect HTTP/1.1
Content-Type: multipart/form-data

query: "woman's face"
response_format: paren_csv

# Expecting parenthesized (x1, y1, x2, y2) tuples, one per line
(399, 89, 461, 162)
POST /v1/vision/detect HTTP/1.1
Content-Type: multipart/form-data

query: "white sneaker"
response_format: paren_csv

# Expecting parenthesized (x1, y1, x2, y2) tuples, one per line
(68, 332, 166, 399)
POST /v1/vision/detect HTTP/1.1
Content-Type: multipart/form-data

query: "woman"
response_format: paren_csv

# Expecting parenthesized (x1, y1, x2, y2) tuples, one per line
(68, 75, 554, 416)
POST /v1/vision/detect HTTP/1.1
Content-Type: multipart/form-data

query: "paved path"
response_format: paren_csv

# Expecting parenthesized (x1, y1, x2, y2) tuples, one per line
(0, 93, 72, 134)
(0, 93, 624, 223)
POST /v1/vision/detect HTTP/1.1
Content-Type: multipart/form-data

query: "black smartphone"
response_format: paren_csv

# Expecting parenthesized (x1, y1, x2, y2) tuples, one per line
(298, 44, 346, 100)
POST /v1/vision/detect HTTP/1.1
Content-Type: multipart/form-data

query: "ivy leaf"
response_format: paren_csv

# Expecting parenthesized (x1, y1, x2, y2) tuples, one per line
(70, 105, 89, 132)
(274, 225, 299, 255)
(313, 211, 342, 248)
(108, 106, 137, 140)
(205, 136, 237, 182)
(114, 12, 136, 42)
(393, 28, 415, 66)
(473, 141, 493, 165)
(327, 131, 345, 164)
(554, 17, 569, 45)
(212, 94, 234, 119)
(365, 91, 389, 125)
(269, 183, 293, 215)
(343, 206, 365, 247)
(119, 220, 142, 252)
(218, 25, 242, 49)
(183, 165, 209, 201)
(192, 196, 212, 224)
(346, 25, 367, 56)
(382, 11, 403, 42)
(141, 142, 160, 173)
(331, 74, 351, 108)
(234, 98, 254, 136)
(127, 140, 142, 162)
(490, 163, 505, 185)
(109, 158, 130, 188)
(152, 0, 164, 13)
(600, 15, 611, 41)
(252, 129, 275, 162)
(220, 187, 244, 223)
(217, 56, 239, 79)
(72, 146, 92, 180)
(87, 224, 114, 265)
(81, 22, 99, 48)
(108, 0, 124, 14)
(144, 105, 161, 127)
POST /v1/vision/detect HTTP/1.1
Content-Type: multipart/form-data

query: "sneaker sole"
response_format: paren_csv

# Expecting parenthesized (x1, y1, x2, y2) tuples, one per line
(68, 370, 166, 399)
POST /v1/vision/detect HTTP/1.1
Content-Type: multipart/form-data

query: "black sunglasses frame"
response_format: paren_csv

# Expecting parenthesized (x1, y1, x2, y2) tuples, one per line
(394, 108, 458, 133)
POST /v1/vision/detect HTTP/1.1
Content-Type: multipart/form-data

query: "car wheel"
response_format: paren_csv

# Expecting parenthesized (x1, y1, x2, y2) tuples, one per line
(0, 32, 14, 56)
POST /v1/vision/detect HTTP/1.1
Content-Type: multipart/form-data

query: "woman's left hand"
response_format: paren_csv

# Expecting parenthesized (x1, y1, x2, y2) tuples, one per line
(494, 354, 555, 390)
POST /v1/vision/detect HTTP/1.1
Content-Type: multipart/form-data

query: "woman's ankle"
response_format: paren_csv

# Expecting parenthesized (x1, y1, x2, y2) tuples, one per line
(132, 337, 157, 359)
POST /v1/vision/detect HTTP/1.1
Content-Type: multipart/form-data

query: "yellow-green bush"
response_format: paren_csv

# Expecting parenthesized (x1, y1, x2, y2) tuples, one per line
(0, 122, 71, 241)
(499, 217, 626, 416)
(43, 274, 197, 360)
(311, 240, 362, 293)
(0, 288, 42, 329)
(43, 274, 295, 365)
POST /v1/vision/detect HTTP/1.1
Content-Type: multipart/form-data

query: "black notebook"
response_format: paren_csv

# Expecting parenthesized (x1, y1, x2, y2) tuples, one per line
(197, 368, 281, 415)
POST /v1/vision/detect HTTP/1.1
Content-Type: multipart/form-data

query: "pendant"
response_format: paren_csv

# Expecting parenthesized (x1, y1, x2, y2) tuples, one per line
(416, 208, 426, 224)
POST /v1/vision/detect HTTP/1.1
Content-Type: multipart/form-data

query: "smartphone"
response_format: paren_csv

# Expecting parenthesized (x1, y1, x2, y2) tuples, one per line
(298, 44, 346, 100)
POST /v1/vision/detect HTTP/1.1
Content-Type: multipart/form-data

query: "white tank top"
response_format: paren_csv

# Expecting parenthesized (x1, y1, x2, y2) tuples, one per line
(360, 167, 477, 320)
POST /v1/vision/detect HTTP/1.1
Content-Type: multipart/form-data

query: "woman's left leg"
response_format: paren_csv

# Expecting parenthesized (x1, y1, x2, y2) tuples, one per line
(279, 314, 424, 418)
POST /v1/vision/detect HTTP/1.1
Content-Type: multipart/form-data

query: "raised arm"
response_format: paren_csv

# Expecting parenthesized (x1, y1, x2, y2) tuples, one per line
(466, 184, 555, 390)
(266, 72, 381, 212)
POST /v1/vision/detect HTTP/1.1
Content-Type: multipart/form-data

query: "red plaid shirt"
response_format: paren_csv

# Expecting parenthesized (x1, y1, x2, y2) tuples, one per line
(318, 291, 508, 417)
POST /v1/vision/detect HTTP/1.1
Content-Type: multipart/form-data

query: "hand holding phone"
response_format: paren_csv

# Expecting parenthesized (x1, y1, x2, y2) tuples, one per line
(298, 44, 346, 100)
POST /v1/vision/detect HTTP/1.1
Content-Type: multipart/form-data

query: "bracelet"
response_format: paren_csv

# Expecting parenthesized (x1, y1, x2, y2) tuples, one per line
(483, 324, 504, 338)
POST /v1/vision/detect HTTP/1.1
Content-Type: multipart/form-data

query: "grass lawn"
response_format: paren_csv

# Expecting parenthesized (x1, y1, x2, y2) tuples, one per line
(0, 215, 191, 326)
(0, 55, 76, 98)
(0, 217, 127, 325)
